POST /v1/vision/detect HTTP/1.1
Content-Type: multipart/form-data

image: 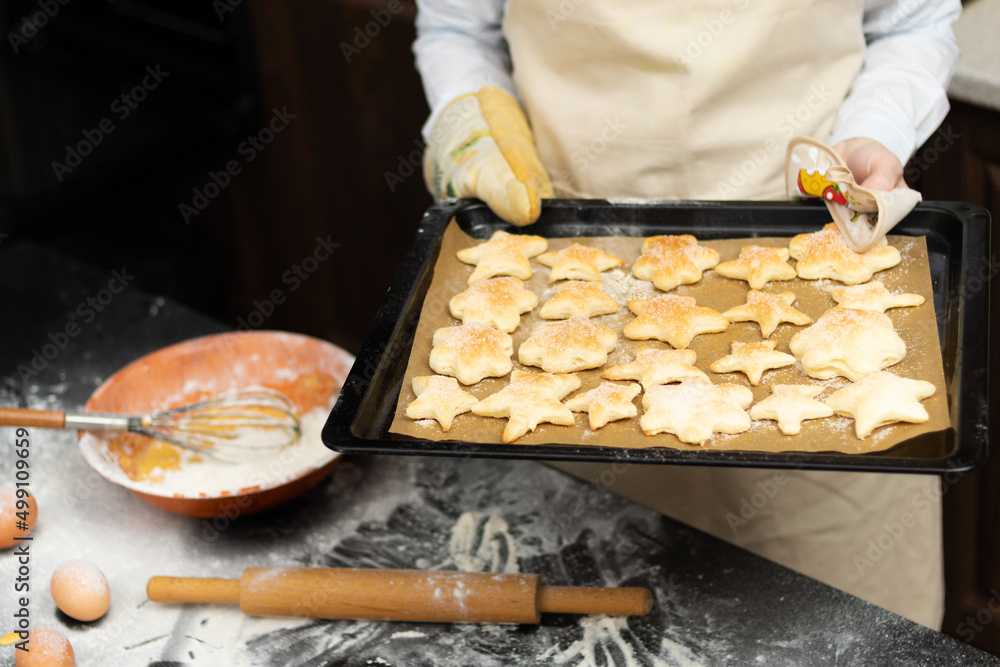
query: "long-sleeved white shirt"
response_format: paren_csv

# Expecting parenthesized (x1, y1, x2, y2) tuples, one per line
(413, 0, 960, 164)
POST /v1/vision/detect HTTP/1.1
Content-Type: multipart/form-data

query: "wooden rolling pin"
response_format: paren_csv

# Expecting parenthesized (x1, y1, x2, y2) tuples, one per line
(147, 567, 653, 624)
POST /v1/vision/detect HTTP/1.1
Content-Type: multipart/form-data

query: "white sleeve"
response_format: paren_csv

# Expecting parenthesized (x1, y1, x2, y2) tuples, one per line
(827, 0, 961, 164)
(413, 0, 515, 138)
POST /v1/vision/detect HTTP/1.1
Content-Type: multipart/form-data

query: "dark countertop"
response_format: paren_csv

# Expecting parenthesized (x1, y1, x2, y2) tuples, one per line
(0, 239, 996, 666)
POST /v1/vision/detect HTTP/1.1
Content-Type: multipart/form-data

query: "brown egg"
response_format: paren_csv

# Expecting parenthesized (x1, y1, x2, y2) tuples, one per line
(0, 488, 38, 549)
(14, 626, 74, 667)
(50, 560, 110, 622)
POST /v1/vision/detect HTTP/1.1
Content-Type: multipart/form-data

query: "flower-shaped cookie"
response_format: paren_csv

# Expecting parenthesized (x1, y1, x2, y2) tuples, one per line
(603, 348, 707, 390)
(539, 281, 620, 319)
(566, 381, 641, 430)
(714, 246, 797, 289)
(788, 308, 905, 381)
(537, 243, 625, 282)
(749, 384, 833, 435)
(640, 378, 753, 444)
(825, 371, 936, 438)
(405, 375, 479, 432)
(449, 277, 539, 332)
(709, 340, 796, 386)
(456, 230, 548, 285)
(721, 291, 812, 338)
(623, 295, 728, 348)
(472, 369, 582, 443)
(429, 322, 513, 385)
(789, 223, 900, 285)
(632, 235, 720, 291)
(826, 280, 924, 313)
(518, 316, 618, 373)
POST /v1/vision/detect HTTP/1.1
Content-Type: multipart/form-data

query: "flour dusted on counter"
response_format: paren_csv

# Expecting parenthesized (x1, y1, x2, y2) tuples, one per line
(448, 512, 520, 574)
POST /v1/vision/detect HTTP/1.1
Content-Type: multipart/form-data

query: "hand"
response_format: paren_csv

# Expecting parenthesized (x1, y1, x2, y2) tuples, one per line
(833, 138, 906, 191)
(424, 87, 552, 226)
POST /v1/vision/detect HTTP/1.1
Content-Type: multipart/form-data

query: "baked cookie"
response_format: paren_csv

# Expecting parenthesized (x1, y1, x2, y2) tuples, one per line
(632, 235, 720, 291)
(789, 223, 901, 285)
(709, 340, 796, 386)
(518, 316, 618, 373)
(714, 246, 797, 289)
(640, 378, 753, 444)
(429, 322, 514, 385)
(749, 384, 833, 435)
(449, 277, 539, 332)
(565, 381, 641, 430)
(456, 230, 548, 285)
(603, 348, 707, 390)
(405, 375, 479, 432)
(825, 371, 936, 438)
(472, 369, 582, 443)
(536, 243, 625, 282)
(827, 280, 925, 312)
(789, 308, 905, 381)
(721, 290, 812, 338)
(539, 281, 619, 319)
(623, 295, 728, 348)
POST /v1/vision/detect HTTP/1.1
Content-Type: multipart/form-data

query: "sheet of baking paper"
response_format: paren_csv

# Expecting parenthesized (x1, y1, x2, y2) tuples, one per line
(389, 219, 951, 454)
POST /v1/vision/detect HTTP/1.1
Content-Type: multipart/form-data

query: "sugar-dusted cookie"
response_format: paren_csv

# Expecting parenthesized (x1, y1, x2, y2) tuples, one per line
(789, 223, 900, 285)
(749, 384, 833, 435)
(640, 378, 753, 444)
(789, 308, 905, 381)
(536, 243, 625, 282)
(429, 322, 513, 385)
(405, 375, 479, 432)
(603, 347, 707, 390)
(518, 316, 618, 373)
(539, 281, 619, 319)
(449, 277, 539, 332)
(722, 290, 812, 338)
(709, 340, 796, 386)
(714, 246, 797, 289)
(623, 295, 728, 348)
(565, 381, 641, 430)
(472, 369, 581, 443)
(827, 280, 925, 312)
(632, 235, 720, 291)
(825, 371, 936, 438)
(456, 230, 548, 285)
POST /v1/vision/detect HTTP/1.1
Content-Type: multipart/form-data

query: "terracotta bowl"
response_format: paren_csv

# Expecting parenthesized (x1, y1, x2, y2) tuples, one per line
(78, 331, 354, 518)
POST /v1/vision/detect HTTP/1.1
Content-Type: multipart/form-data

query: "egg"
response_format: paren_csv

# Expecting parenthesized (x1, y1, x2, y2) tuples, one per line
(50, 560, 110, 622)
(14, 626, 74, 667)
(0, 488, 38, 549)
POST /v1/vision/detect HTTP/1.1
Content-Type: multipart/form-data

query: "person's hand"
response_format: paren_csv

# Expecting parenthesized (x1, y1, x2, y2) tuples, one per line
(424, 86, 552, 226)
(832, 138, 906, 191)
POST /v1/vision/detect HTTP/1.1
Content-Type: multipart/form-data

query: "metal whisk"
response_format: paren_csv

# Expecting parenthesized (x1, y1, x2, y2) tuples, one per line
(0, 387, 301, 462)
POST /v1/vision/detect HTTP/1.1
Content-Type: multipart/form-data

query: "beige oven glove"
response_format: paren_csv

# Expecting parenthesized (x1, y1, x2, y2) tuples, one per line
(786, 136, 921, 252)
(424, 86, 553, 227)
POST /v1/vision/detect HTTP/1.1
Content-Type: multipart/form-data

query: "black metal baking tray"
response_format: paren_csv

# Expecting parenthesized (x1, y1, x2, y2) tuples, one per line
(322, 199, 990, 473)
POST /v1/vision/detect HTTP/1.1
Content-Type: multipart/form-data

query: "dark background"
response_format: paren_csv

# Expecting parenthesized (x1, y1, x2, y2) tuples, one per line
(0, 0, 997, 656)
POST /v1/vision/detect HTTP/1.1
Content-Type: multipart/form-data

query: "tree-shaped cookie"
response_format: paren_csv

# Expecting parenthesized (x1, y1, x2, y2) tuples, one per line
(710, 340, 796, 386)
(789, 308, 905, 381)
(640, 378, 753, 444)
(603, 348, 707, 390)
(789, 223, 900, 285)
(456, 230, 548, 285)
(566, 381, 641, 430)
(624, 295, 728, 348)
(518, 316, 618, 373)
(429, 322, 513, 385)
(722, 290, 812, 338)
(405, 375, 479, 432)
(449, 277, 539, 332)
(536, 243, 625, 282)
(825, 371, 936, 438)
(472, 369, 582, 443)
(749, 384, 833, 435)
(714, 246, 797, 289)
(632, 235, 720, 291)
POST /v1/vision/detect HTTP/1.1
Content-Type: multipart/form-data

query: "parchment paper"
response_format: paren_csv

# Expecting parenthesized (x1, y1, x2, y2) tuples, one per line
(389, 220, 951, 454)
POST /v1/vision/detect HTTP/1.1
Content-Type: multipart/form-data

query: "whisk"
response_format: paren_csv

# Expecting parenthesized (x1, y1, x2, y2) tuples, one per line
(0, 387, 301, 462)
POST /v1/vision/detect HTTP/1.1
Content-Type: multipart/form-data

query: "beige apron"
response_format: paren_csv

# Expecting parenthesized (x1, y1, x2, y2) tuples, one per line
(503, 0, 944, 628)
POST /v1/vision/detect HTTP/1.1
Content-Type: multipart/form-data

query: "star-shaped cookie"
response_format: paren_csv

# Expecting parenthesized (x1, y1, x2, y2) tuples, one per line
(405, 375, 479, 432)
(472, 369, 582, 443)
(603, 348, 707, 390)
(518, 316, 618, 373)
(632, 235, 720, 291)
(749, 384, 833, 435)
(640, 378, 753, 444)
(714, 246, 797, 289)
(536, 243, 625, 282)
(789, 308, 905, 381)
(565, 381, 641, 430)
(721, 291, 812, 338)
(789, 223, 901, 285)
(456, 230, 548, 285)
(449, 277, 539, 332)
(539, 281, 619, 319)
(623, 295, 728, 348)
(827, 280, 925, 312)
(709, 340, 796, 385)
(429, 322, 513, 385)
(824, 371, 936, 438)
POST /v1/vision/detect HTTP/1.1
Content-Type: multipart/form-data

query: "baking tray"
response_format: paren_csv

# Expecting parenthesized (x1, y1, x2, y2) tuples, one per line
(322, 199, 990, 473)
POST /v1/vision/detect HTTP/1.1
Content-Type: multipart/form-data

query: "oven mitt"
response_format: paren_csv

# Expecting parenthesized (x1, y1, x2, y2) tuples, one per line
(785, 136, 921, 252)
(424, 86, 553, 227)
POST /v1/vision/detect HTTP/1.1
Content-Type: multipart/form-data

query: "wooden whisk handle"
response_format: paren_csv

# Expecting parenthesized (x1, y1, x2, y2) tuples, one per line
(0, 407, 66, 429)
